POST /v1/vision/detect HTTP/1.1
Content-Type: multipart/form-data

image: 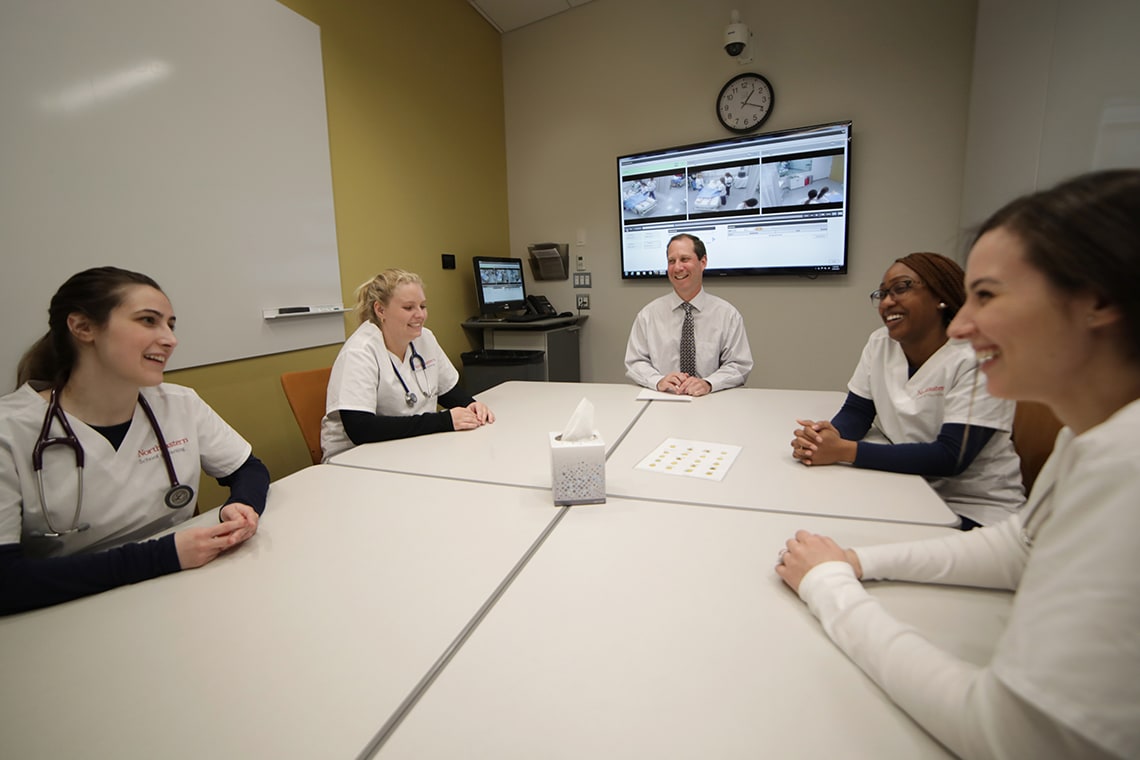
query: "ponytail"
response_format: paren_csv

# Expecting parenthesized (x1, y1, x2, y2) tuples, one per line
(15, 333, 59, 389)
(14, 267, 163, 390)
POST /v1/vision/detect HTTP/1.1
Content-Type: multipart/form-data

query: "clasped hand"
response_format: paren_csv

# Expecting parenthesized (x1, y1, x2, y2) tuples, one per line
(657, 372, 711, 397)
(791, 419, 853, 466)
(174, 502, 259, 570)
(450, 401, 495, 430)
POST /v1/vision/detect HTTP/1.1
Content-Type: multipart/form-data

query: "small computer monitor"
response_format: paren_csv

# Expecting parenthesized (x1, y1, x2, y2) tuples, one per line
(473, 256, 527, 315)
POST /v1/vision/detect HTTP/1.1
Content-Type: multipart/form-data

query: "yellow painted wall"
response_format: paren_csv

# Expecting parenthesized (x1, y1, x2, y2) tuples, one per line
(166, 0, 509, 508)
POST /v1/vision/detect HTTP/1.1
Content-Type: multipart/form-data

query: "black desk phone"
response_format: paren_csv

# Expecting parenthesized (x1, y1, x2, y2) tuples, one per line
(496, 295, 573, 322)
(525, 294, 557, 316)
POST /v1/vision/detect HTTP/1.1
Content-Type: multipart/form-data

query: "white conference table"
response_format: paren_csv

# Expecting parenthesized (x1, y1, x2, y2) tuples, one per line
(379, 498, 1011, 759)
(2, 384, 981, 758)
(0, 466, 562, 760)
(330, 381, 647, 489)
(330, 382, 955, 525)
(606, 387, 958, 525)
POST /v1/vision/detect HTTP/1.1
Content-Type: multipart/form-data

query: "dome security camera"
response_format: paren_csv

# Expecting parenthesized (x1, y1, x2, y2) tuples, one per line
(724, 20, 749, 57)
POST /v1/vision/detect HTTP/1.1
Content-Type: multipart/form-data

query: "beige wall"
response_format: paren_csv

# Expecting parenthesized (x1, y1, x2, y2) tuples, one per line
(961, 0, 1140, 233)
(151, 0, 1136, 509)
(500, 0, 978, 391)
(166, 0, 509, 506)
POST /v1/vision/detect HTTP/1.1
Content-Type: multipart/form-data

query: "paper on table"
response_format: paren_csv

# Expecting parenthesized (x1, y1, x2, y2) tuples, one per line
(634, 438, 742, 481)
(636, 388, 694, 402)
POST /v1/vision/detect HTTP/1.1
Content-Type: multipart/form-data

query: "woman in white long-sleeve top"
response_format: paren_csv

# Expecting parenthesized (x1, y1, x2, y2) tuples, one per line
(776, 170, 1140, 759)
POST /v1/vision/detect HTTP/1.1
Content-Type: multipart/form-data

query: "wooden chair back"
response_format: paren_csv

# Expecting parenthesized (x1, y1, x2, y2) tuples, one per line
(1011, 401, 1063, 493)
(280, 367, 333, 465)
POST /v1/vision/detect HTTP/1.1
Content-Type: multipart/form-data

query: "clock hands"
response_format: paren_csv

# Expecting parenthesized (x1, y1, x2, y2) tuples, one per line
(741, 87, 767, 108)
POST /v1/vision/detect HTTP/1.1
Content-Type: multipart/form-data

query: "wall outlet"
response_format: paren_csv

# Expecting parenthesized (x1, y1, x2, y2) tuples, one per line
(576, 294, 590, 310)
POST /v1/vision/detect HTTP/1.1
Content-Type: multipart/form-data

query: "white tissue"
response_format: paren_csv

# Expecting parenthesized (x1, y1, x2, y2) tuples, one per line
(550, 397, 605, 505)
(559, 398, 597, 442)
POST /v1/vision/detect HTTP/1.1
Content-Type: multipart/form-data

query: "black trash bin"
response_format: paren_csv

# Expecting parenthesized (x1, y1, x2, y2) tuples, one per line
(460, 349, 545, 394)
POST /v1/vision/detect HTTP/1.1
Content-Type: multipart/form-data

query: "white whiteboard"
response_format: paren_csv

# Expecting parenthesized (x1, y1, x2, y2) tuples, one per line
(0, 0, 344, 388)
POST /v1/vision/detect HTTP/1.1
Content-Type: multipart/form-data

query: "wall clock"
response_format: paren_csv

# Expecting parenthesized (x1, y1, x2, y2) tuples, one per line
(716, 73, 773, 133)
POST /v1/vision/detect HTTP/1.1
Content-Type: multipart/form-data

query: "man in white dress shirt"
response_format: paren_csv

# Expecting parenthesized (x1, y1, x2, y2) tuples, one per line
(624, 233, 753, 396)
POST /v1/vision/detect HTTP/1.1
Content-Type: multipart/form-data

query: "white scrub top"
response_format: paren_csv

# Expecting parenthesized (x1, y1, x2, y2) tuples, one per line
(321, 322, 460, 460)
(848, 327, 1024, 524)
(0, 383, 252, 558)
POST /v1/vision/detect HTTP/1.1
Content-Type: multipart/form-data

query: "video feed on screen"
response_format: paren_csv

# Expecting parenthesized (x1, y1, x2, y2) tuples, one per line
(686, 162, 761, 219)
(617, 121, 852, 279)
(479, 263, 523, 296)
(759, 151, 846, 213)
(620, 174, 686, 223)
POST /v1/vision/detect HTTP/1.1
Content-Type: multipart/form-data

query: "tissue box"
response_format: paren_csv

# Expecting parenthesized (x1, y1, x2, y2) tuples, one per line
(549, 432, 606, 505)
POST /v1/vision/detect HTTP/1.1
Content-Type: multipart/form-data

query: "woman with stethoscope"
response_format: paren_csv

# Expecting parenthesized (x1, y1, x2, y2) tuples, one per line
(0, 267, 269, 615)
(791, 252, 1024, 529)
(775, 171, 1140, 758)
(320, 269, 494, 461)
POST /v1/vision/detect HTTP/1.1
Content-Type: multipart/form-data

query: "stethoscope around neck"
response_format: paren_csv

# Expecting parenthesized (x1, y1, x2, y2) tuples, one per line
(31, 388, 194, 538)
(389, 342, 433, 407)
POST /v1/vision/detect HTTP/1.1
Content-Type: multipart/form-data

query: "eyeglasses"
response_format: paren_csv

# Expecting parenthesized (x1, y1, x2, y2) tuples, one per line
(869, 279, 921, 303)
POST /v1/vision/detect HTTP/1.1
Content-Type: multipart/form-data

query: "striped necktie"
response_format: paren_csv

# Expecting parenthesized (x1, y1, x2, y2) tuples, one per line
(680, 302, 697, 376)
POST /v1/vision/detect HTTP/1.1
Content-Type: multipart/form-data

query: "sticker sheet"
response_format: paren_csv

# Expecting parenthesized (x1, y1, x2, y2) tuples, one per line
(634, 438, 742, 481)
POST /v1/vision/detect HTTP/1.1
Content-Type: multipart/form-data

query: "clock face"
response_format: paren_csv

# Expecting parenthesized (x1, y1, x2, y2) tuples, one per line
(716, 73, 773, 133)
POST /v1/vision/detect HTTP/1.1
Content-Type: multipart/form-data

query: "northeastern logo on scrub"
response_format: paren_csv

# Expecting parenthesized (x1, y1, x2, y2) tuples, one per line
(138, 438, 190, 463)
(916, 385, 945, 398)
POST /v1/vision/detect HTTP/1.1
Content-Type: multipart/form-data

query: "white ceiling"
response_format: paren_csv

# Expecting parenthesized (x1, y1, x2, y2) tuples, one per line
(467, 0, 593, 33)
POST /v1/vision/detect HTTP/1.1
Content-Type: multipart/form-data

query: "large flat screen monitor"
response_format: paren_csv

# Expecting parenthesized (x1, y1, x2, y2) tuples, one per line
(473, 256, 527, 315)
(617, 120, 851, 279)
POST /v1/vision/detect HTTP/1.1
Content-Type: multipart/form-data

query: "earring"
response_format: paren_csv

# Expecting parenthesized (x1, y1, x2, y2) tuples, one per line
(938, 302, 946, 309)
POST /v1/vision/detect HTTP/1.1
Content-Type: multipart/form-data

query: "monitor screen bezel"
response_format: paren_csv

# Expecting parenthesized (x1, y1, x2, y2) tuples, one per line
(617, 120, 852, 280)
(472, 256, 528, 315)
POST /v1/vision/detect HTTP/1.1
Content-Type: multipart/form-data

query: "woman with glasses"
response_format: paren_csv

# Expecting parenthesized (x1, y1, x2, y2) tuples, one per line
(792, 252, 1023, 528)
(777, 171, 1140, 759)
(0, 267, 269, 615)
(321, 269, 494, 461)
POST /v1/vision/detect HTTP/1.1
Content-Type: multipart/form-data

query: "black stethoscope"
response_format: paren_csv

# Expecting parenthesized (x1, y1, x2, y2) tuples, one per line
(389, 342, 433, 407)
(31, 388, 194, 537)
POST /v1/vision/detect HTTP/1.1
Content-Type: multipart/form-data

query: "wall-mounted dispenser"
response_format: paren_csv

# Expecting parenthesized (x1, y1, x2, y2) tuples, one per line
(528, 242, 569, 280)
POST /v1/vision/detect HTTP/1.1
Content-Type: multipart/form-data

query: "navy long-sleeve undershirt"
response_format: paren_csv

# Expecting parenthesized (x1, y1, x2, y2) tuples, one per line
(0, 453, 269, 616)
(218, 454, 270, 514)
(830, 391, 997, 477)
(340, 385, 476, 445)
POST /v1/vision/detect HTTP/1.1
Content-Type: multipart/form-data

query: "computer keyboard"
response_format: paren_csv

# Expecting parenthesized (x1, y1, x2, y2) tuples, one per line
(503, 312, 548, 322)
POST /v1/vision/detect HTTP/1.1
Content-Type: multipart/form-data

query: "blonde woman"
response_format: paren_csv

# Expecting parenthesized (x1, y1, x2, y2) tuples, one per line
(320, 269, 493, 461)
